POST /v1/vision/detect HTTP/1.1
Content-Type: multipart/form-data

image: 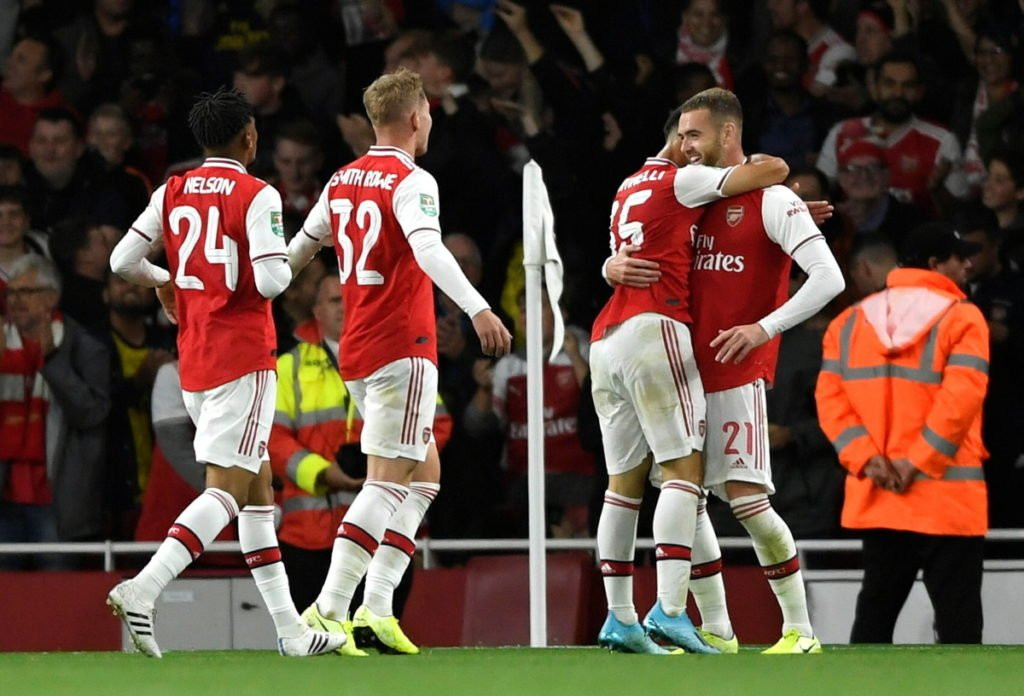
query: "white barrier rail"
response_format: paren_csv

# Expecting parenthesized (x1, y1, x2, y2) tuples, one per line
(1, 530, 1023, 572)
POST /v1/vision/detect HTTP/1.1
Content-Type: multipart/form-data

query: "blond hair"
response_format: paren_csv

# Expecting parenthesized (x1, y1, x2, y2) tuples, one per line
(363, 67, 425, 127)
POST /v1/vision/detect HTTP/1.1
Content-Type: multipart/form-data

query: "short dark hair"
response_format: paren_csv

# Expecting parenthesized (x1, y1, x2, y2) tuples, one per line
(786, 165, 830, 195)
(953, 202, 999, 234)
(987, 149, 1024, 188)
(875, 50, 921, 80)
(391, 29, 433, 64)
(480, 26, 526, 65)
(664, 105, 684, 140)
(766, 29, 808, 68)
(805, 0, 831, 21)
(0, 144, 23, 164)
(681, 87, 743, 128)
(235, 42, 289, 78)
(19, 35, 63, 91)
(851, 233, 897, 265)
(49, 216, 97, 276)
(187, 87, 254, 150)
(276, 120, 321, 149)
(429, 31, 475, 83)
(672, 62, 716, 101)
(35, 107, 83, 139)
(0, 185, 29, 210)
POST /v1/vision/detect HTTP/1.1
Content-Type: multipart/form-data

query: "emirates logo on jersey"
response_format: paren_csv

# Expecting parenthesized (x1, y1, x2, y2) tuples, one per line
(726, 205, 745, 227)
(694, 232, 746, 272)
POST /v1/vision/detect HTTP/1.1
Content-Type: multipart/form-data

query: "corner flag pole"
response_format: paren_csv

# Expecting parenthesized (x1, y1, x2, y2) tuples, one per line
(522, 160, 564, 648)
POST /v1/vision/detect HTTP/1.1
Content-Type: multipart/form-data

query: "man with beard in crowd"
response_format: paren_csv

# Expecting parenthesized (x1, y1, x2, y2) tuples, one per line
(99, 272, 175, 538)
(816, 51, 967, 216)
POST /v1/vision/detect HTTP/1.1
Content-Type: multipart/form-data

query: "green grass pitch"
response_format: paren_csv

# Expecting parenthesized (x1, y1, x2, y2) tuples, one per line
(3, 646, 1023, 696)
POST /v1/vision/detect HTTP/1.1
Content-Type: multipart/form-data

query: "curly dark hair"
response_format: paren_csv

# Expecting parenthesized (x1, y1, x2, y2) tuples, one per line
(187, 87, 254, 150)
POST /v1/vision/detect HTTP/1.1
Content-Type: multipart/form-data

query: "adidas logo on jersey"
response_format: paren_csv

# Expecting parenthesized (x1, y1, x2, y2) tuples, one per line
(730, 458, 747, 469)
(600, 562, 614, 574)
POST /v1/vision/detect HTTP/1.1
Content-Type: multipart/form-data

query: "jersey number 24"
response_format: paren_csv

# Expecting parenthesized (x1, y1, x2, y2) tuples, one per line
(169, 205, 238, 292)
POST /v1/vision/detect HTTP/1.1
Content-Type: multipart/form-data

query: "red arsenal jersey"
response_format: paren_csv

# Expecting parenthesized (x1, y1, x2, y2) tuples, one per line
(691, 185, 822, 393)
(492, 349, 594, 477)
(805, 26, 854, 88)
(129, 157, 287, 391)
(591, 159, 736, 342)
(300, 146, 441, 380)
(817, 116, 967, 210)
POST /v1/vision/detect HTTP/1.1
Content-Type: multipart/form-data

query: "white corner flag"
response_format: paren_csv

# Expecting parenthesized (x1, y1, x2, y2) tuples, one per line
(523, 161, 565, 359)
(522, 160, 564, 648)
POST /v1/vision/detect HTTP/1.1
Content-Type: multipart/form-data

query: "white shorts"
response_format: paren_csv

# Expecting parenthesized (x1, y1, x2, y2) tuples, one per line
(182, 370, 276, 474)
(703, 379, 775, 500)
(347, 356, 438, 462)
(590, 313, 706, 478)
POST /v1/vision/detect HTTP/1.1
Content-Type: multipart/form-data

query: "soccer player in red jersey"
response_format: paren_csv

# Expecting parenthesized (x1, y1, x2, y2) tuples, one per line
(287, 68, 511, 652)
(612, 88, 844, 654)
(106, 88, 343, 659)
(591, 105, 791, 654)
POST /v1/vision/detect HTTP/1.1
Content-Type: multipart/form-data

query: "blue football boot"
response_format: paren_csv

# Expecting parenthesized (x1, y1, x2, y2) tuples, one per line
(643, 601, 720, 654)
(598, 612, 675, 655)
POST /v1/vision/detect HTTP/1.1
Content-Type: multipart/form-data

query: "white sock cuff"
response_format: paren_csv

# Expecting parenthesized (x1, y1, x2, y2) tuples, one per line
(660, 479, 701, 496)
(729, 493, 771, 522)
(409, 482, 440, 502)
(240, 505, 275, 520)
(365, 479, 409, 497)
(603, 490, 642, 507)
(203, 488, 240, 520)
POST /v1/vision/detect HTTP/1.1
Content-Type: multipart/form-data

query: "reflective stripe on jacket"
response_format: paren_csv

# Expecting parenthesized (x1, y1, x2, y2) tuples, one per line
(815, 268, 988, 536)
(270, 339, 452, 550)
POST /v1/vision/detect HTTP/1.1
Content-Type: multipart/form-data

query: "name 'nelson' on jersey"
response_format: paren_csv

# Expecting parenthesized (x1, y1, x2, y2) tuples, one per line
(130, 157, 288, 392)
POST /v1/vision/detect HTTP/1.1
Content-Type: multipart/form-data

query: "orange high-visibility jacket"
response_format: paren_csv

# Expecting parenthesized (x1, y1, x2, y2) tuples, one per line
(270, 336, 452, 551)
(815, 268, 989, 536)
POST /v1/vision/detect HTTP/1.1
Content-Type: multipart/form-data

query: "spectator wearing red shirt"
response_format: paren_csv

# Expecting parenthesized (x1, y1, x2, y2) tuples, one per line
(817, 51, 967, 216)
(767, 0, 855, 93)
(0, 36, 67, 156)
(675, 0, 733, 89)
(0, 255, 110, 568)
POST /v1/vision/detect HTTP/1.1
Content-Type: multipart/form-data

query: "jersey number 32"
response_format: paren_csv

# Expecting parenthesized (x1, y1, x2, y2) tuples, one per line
(331, 198, 384, 286)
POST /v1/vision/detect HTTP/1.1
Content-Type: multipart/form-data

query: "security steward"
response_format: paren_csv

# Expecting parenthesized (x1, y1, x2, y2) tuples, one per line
(815, 223, 989, 644)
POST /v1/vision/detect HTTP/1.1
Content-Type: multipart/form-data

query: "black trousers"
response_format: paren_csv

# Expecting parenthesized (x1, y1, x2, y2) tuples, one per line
(280, 542, 414, 619)
(850, 529, 983, 644)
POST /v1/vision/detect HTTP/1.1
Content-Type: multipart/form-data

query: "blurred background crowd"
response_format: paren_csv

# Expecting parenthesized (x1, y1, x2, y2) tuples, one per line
(2, 0, 1023, 568)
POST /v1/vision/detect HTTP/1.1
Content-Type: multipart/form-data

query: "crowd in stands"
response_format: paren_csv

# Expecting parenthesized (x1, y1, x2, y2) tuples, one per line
(2, 0, 1024, 568)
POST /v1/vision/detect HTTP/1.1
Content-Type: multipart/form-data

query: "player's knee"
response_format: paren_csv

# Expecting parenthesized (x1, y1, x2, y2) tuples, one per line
(204, 466, 254, 509)
(657, 450, 703, 486)
(607, 470, 646, 499)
